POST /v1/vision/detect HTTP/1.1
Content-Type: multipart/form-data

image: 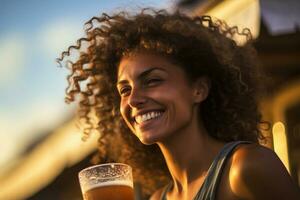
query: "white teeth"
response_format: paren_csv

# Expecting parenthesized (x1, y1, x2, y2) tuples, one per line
(135, 111, 163, 124)
(151, 112, 155, 118)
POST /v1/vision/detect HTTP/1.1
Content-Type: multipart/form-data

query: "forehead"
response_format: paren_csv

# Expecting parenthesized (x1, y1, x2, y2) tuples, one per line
(117, 53, 182, 80)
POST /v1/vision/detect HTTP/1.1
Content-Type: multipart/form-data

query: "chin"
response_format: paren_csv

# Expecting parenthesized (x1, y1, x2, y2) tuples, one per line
(139, 140, 155, 145)
(136, 134, 156, 145)
(135, 131, 163, 145)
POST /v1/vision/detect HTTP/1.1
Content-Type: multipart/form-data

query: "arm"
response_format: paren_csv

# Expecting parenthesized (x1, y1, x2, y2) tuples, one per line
(229, 144, 300, 200)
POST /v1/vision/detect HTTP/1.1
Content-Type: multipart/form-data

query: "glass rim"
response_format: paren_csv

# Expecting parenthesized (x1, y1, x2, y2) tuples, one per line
(78, 162, 132, 177)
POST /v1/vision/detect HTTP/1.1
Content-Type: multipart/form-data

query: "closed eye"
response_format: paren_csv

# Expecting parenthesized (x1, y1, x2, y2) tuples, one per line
(145, 78, 163, 87)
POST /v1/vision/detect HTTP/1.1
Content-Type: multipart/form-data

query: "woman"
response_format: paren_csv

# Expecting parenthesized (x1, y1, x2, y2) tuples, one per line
(58, 9, 300, 200)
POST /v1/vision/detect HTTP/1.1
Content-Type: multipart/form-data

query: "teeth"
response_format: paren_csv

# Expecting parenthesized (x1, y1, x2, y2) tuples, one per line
(135, 111, 163, 124)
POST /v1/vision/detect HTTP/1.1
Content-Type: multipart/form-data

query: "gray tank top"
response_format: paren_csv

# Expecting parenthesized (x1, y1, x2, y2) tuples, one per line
(160, 141, 251, 200)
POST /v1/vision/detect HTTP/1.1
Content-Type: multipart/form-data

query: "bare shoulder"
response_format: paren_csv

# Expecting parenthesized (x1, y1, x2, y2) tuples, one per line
(229, 143, 300, 199)
(149, 187, 165, 200)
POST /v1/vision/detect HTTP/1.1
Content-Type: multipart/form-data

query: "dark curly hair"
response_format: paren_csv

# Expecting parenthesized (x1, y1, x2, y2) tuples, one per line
(58, 8, 266, 198)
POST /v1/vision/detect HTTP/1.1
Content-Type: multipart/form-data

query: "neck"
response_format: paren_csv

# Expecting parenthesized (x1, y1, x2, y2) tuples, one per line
(157, 117, 225, 195)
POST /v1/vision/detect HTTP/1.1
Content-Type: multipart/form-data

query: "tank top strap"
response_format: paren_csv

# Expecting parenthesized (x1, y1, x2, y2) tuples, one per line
(160, 141, 252, 200)
(194, 141, 252, 200)
(160, 182, 173, 200)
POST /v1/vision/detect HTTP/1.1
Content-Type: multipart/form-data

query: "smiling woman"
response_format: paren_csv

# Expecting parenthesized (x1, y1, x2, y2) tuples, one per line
(58, 8, 300, 200)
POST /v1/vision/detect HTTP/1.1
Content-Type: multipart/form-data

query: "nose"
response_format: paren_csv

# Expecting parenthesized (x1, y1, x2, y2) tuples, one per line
(128, 87, 147, 108)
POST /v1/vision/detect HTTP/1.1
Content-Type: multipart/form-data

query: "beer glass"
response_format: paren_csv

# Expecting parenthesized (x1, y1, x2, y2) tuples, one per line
(79, 163, 134, 200)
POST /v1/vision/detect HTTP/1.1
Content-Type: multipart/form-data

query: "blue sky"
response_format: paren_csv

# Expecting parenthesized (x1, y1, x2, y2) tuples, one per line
(0, 0, 171, 170)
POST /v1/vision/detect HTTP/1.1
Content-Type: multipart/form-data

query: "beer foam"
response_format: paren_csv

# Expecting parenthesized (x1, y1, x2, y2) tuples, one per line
(82, 180, 133, 193)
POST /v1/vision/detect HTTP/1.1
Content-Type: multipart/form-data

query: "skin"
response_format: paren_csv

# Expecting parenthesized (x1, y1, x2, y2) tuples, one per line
(117, 52, 300, 200)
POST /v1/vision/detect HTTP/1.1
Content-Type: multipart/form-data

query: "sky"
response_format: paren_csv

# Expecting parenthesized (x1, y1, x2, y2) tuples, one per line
(0, 0, 172, 170)
(260, 0, 300, 35)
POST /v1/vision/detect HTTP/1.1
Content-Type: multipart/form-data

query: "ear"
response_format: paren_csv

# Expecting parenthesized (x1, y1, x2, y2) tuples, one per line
(192, 76, 210, 103)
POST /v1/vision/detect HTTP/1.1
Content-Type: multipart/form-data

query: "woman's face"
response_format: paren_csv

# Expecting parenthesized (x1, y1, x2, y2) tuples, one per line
(117, 52, 206, 145)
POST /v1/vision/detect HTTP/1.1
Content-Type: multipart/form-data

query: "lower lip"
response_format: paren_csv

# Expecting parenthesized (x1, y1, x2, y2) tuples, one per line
(135, 112, 164, 131)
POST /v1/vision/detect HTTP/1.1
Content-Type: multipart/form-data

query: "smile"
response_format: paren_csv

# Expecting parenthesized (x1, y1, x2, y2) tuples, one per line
(135, 111, 164, 124)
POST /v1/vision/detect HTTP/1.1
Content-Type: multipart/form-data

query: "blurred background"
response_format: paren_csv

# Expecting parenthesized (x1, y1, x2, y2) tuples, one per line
(0, 0, 299, 199)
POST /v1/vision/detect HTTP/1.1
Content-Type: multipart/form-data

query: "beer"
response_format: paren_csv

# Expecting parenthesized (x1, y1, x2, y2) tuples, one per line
(83, 182, 134, 200)
(79, 163, 134, 200)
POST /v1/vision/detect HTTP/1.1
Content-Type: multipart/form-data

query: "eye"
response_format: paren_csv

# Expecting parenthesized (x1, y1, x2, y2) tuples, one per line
(119, 86, 131, 97)
(145, 78, 163, 86)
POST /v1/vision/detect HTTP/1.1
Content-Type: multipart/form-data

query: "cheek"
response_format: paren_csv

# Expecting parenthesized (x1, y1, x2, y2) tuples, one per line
(119, 100, 128, 121)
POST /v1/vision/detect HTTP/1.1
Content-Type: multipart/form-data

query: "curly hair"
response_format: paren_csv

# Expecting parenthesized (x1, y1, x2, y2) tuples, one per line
(58, 8, 266, 198)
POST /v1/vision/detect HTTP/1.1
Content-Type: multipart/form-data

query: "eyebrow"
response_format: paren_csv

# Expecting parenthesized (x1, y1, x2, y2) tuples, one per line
(117, 67, 167, 86)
